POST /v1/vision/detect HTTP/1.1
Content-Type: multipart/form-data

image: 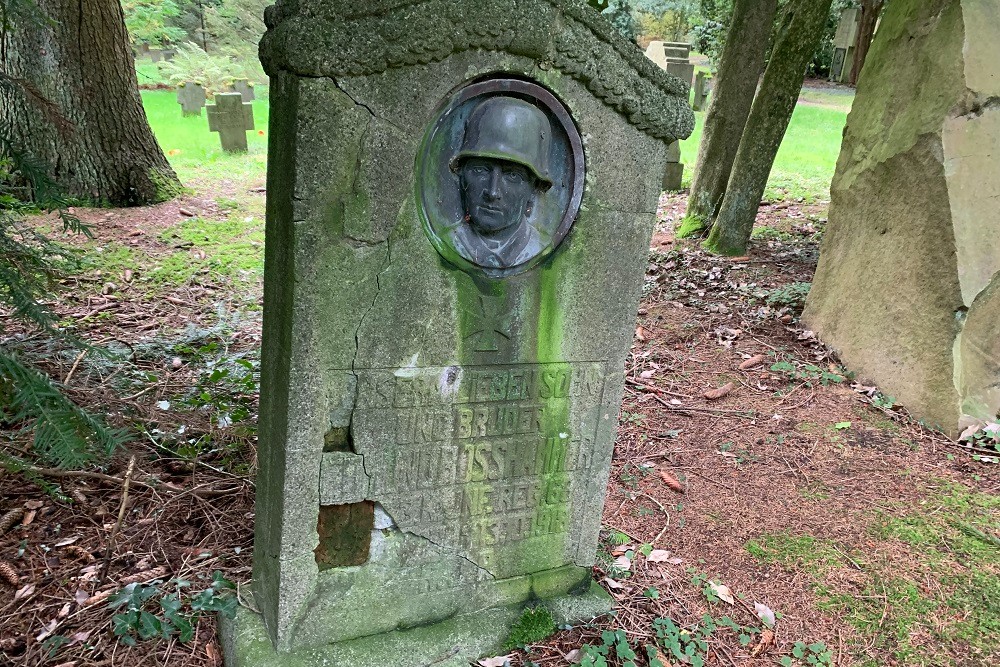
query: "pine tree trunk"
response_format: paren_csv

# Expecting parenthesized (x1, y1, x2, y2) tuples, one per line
(678, 0, 777, 238)
(849, 0, 884, 86)
(0, 0, 180, 206)
(704, 0, 834, 256)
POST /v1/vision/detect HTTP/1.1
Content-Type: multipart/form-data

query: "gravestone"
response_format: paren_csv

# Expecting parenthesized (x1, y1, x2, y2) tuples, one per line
(228, 78, 256, 102)
(176, 82, 207, 117)
(207, 92, 254, 152)
(149, 48, 163, 63)
(829, 7, 860, 82)
(804, 0, 1000, 436)
(220, 1, 693, 666)
(644, 40, 667, 69)
(663, 41, 691, 60)
(662, 141, 684, 190)
(692, 71, 712, 111)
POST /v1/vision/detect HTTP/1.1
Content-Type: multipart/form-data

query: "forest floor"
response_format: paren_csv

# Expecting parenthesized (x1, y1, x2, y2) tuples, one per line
(0, 184, 997, 667)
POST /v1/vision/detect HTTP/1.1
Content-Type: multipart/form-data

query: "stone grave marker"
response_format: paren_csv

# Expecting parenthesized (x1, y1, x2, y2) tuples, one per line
(207, 92, 254, 152)
(221, 1, 693, 666)
(644, 40, 667, 69)
(829, 7, 860, 83)
(176, 82, 207, 117)
(662, 141, 684, 190)
(227, 78, 256, 102)
(692, 71, 712, 111)
(149, 48, 163, 63)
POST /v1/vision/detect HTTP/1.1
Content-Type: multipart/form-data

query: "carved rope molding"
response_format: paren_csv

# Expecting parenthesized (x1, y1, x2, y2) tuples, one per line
(260, 0, 695, 143)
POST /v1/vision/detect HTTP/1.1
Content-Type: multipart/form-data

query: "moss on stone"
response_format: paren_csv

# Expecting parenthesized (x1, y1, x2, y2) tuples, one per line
(502, 605, 556, 650)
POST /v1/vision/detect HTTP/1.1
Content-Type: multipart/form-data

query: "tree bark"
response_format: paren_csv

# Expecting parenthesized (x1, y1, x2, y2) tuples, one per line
(0, 0, 180, 206)
(849, 0, 884, 86)
(678, 0, 777, 238)
(704, 0, 834, 256)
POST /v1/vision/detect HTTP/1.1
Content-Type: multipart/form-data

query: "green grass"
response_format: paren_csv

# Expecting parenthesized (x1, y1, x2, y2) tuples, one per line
(748, 482, 1000, 666)
(679, 103, 847, 202)
(135, 60, 168, 88)
(141, 89, 269, 185)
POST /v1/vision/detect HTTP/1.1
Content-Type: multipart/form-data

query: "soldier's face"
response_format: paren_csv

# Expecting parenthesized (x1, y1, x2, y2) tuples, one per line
(460, 158, 536, 236)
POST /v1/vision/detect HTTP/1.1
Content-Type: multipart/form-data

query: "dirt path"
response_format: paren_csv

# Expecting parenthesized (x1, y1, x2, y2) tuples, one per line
(1, 193, 996, 667)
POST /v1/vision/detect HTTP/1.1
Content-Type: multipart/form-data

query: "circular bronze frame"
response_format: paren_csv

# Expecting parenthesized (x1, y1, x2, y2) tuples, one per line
(415, 77, 586, 279)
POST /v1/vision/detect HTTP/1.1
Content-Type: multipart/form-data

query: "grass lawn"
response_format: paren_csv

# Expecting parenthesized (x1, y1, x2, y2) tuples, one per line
(678, 102, 847, 202)
(141, 89, 269, 187)
(143, 88, 846, 203)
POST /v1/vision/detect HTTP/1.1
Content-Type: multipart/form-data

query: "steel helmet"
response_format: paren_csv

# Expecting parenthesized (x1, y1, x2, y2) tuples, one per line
(454, 96, 553, 190)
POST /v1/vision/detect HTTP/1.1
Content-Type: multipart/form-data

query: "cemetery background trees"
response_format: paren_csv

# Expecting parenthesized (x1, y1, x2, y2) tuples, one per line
(0, 0, 180, 205)
(704, 0, 835, 255)
(679, 0, 777, 237)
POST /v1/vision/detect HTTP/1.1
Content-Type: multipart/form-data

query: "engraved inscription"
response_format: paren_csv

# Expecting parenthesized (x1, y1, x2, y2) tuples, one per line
(352, 363, 607, 559)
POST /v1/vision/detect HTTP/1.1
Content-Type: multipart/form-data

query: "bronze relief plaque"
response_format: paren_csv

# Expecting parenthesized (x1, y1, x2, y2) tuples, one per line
(417, 78, 585, 278)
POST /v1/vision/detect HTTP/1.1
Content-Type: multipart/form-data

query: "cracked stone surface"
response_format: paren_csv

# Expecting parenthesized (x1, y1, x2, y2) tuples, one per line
(804, 0, 1000, 435)
(228, 1, 693, 664)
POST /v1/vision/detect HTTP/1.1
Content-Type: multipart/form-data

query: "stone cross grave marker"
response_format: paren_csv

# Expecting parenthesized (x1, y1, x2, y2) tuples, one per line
(227, 78, 256, 102)
(176, 82, 207, 116)
(206, 92, 254, 152)
(221, 2, 694, 666)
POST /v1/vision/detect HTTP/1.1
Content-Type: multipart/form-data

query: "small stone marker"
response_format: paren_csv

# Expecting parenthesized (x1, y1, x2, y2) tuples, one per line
(227, 78, 256, 102)
(221, 2, 693, 666)
(149, 48, 163, 63)
(176, 82, 207, 116)
(206, 93, 254, 152)
(662, 141, 684, 191)
(692, 71, 712, 111)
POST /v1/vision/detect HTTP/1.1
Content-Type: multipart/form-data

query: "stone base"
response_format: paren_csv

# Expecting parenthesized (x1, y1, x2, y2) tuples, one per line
(662, 162, 684, 191)
(220, 581, 612, 667)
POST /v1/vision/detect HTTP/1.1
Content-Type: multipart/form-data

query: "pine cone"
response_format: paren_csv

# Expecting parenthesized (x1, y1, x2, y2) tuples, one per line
(0, 561, 18, 586)
(0, 509, 23, 536)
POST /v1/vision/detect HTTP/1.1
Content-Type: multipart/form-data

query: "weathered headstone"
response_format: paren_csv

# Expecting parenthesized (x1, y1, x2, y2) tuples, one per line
(227, 78, 256, 102)
(176, 82, 207, 117)
(804, 0, 1000, 436)
(829, 7, 860, 82)
(663, 41, 691, 60)
(644, 40, 668, 69)
(692, 71, 712, 111)
(207, 93, 254, 152)
(221, 1, 693, 666)
(662, 141, 684, 190)
(149, 48, 163, 63)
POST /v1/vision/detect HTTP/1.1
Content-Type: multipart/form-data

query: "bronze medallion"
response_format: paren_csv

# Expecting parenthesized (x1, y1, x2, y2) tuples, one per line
(416, 78, 585, 278)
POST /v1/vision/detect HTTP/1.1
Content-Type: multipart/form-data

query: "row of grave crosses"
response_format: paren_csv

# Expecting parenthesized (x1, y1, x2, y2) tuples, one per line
(175, 79, 256, 153)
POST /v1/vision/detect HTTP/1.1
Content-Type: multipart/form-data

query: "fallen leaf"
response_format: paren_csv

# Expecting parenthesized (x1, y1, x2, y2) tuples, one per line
(611, 544, 631, 556)
(667, 556, 684, 565)
(70, 630, 90, 644)
(36, 618, 58, 642)
(754, 602, 776, 627)
(704, 382, 734, 400)
(54, 536, 80, 548)
(22, 509, 37, 525)
(750, 628, 775, 657)
(14, 583, 35, 601)
(710, 582, 735, 604)
(834, 421, 852, 430)
(57, 602, 71, 619)
(564, 648, 582, 663)
(602, 576, 625, 590)
(739, 354, 765, 370)
(478, 655, 512, 667)
(646, 549, 672, 563)
(74, 589, 89, 605)
(206, 641, 222, 666)
(123, 269, 133, 283)
(635, 326, 649, 342)
(658, 469, 684, 493)
(24, 500, 43, 510)
(640, 369, 656, 379)
(613, 555, 632, 571)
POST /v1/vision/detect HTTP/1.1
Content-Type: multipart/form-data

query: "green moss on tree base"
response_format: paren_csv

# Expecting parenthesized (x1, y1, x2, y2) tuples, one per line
(675, 213, 708, 239)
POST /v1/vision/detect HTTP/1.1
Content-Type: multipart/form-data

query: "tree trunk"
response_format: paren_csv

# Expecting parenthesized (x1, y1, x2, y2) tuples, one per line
(703, 0, 834, 256)
(0, 0, 180, 206)
(849, 0, 884, 86)
(678, 0, 777, 238)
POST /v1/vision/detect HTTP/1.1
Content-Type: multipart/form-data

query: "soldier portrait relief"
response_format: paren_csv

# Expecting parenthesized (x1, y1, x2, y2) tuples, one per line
(418, 79, 585, 278)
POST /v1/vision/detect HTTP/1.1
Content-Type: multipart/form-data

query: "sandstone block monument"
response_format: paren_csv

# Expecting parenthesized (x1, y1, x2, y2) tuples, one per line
(220, 1, 693, 666)
(804, 0, 1000, 435)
